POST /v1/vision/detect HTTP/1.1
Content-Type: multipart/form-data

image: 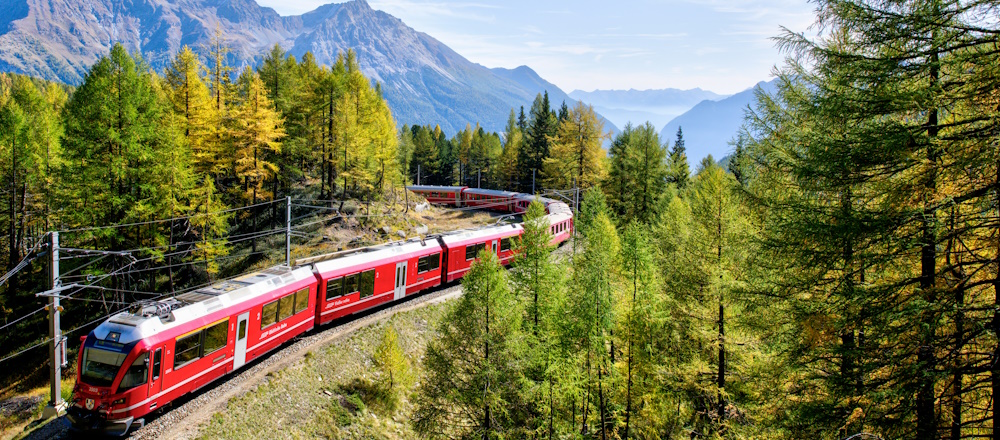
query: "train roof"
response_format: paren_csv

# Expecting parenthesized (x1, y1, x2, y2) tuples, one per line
(547, 202, 573, 216)
(308, 237, 443, 277)
(94, 265, 316, 345)
(547, 212, 574, 224)
(407, 185, 467, 192)
(463, 188, 520, 197)
(439, 223, 523, 247)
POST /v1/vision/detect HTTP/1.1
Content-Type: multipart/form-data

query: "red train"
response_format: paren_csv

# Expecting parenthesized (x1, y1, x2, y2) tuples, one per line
(67, 186, 573, 435)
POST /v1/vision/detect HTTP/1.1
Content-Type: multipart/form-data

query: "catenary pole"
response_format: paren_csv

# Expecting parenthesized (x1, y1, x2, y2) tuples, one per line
(43, 231, 66, 418)
(285, 196, 291, 267)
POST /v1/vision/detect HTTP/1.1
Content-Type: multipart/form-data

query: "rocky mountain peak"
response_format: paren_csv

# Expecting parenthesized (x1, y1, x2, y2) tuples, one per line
(0, 0, 609, 134)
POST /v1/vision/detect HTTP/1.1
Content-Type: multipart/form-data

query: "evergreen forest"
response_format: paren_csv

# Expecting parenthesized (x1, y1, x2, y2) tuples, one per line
(1, 0, 1000, 438)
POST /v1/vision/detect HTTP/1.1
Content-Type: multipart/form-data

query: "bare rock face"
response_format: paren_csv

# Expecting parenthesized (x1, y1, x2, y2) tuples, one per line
(0, 0, 599, 134)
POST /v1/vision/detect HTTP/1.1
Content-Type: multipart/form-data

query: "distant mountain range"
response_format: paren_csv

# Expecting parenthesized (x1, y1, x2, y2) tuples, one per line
(569, 88, 727, 131)
(0, 0, 612, 134)
(660, 80, 778, 165)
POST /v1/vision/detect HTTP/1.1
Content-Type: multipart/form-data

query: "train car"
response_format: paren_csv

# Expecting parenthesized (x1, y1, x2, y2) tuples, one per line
(310, 238, 444, 324)
(407, 185, 466, 206)
(461, 188, 521, 212)
(513, 194, 538, 213)
(69, 184, 574, 436)
(439, 224, 523, 282)
(546, 211, 574, 246)
(67, 266, 317, 435)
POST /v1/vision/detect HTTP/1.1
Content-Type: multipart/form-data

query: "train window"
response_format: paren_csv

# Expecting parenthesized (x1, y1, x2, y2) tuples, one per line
(117, 352, 148, 392)
(294, 287, 310, 313)
(326, 278, 343, 300)
(466, 243, 486, 260)
(278, 294, 295, 321)
(500, 238, 512, 252)
(152, 349, 161, 380)
(261, 300, 278, 328)
(359, 269, 376, 298)
(417, 253, 440, 273)
(174, 332, 202, 368)
(344, 273, 359, 294)
(203, 320, 228, 355)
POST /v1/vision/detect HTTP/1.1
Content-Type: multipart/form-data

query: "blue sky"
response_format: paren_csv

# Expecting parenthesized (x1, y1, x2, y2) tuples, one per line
(255, 0, 818, 95)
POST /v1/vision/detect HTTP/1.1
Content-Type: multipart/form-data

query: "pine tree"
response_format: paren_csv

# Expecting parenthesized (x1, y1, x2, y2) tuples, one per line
(668, 126, 690, 189)
(60, 44, 186, 250)
(604, 123, 669, 225)
(0, 75, 62, 271)
(520, 92, 557, 192)
(410, 125, 439, 185)
(688, 161, 750, 430)
(397, 125, 415, 184)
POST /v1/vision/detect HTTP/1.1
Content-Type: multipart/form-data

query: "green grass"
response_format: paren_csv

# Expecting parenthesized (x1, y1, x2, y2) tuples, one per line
(198, 301, 450, 440)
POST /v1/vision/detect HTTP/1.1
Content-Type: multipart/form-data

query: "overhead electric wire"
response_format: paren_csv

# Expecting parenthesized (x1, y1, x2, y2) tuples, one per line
(0, 338, 54, 365)
(0, 238, 48, 288)
(99, 250, 269, 276)
(1, 188, 571, 365)
(57, 198, 284, 234)
(0, 306, 49, 333)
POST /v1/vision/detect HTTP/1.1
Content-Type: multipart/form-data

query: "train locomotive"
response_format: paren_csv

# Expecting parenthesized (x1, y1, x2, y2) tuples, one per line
(67, 186, 572, 435)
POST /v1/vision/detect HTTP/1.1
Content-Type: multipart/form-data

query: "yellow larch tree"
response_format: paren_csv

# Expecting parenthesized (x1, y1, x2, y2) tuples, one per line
(542, 101, 607, 190)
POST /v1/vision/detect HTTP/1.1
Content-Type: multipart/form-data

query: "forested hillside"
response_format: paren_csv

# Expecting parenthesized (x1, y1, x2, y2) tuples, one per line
(403, 0, 1000, 438)
(3, 0, 1000, 438)
(0, 37, 611, 380)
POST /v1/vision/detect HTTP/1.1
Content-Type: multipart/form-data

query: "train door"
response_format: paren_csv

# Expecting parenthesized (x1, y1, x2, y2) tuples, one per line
(149, 346, 163, 396)
(394, 261, 407, 300)
(491, 240, 498, 255)
(234, 312, 250, 370)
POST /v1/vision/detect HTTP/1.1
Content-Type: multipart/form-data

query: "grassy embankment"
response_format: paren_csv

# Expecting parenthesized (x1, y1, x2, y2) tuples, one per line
(0, 189, 493, 439)
(199, 300, 449, 439)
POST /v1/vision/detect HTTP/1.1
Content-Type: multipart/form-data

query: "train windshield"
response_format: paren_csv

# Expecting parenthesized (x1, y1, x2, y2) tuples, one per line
(80, 346, 129, 387)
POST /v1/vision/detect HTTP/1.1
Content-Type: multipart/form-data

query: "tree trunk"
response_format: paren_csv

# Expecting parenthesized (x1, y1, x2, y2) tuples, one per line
(916, 45, 940, 440)
(8, 137, 17, 272)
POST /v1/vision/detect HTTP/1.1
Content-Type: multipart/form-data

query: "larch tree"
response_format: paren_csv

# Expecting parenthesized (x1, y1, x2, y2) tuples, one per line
(164, 46, 220, 177)
(413, 251, 529, 439)
(229, 66, 284, 207)
(688, 161, 752, 432)
(615, 223, 665, 438)
(542, 101, 607, 190)
(568, 207, 620, 438)
(500, 110, 522, 191)
(742, 0, 1000, 437)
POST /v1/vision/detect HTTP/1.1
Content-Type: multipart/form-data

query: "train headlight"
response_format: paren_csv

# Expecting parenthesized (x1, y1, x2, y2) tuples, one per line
(112, 397, 126, 406)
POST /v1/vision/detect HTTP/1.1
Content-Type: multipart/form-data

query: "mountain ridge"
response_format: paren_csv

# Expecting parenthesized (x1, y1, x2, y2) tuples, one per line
(0, 0, 609, 134)
(569, 87, 727, 131)
(659, 79, 778, 164)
